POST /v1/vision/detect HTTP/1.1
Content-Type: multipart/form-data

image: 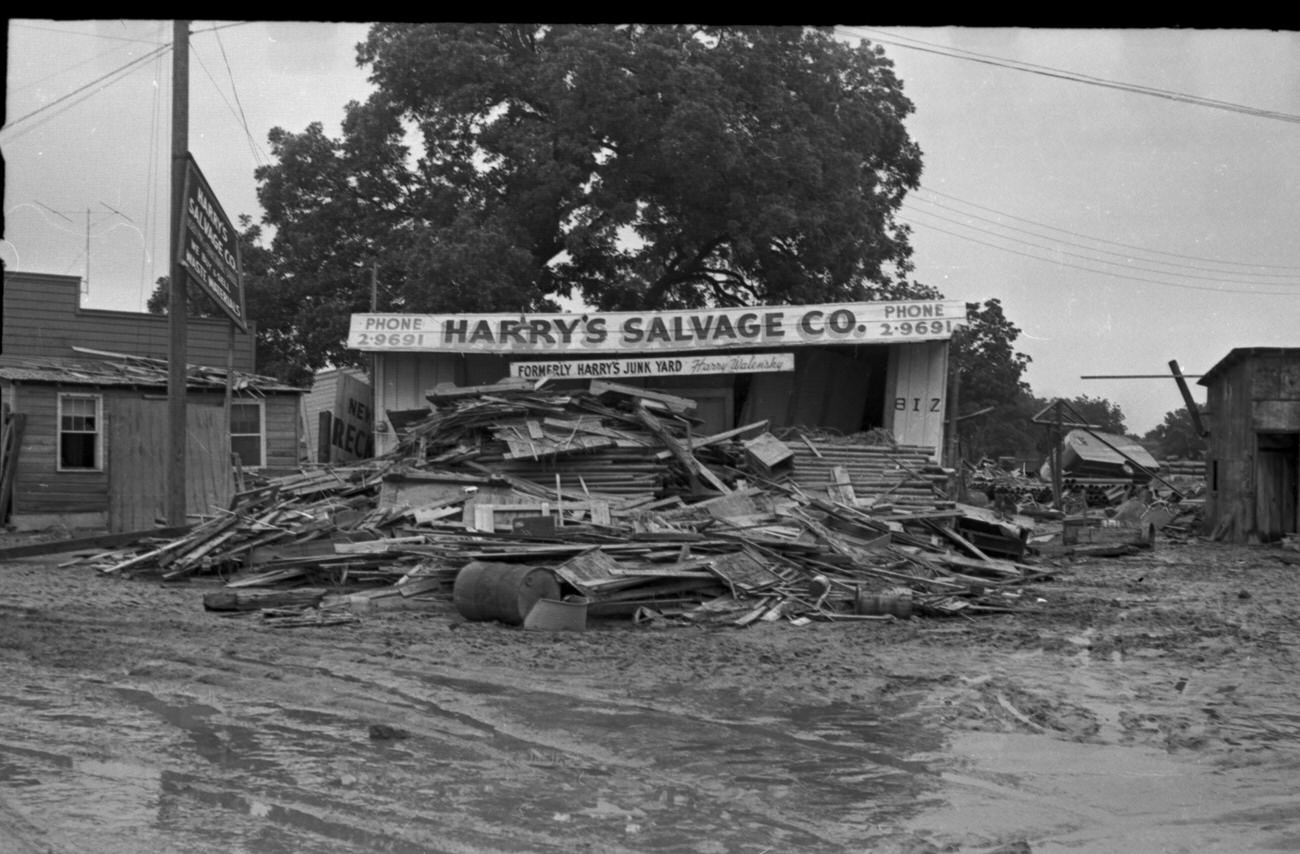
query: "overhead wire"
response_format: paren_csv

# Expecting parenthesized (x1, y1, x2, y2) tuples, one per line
(837, 25, 1300, 125)
(191, 39, 270, 169)
(215, 27, 270, 168)
(903, 192, 1300, 282)
(911, 186, 1300, 272)
(828, 27, 1300, 294)
(899, 210, 1300, 297)
(140, 36, 167, 308)
(8, 21, 163, 44)
(8, 37, 153, 96)
(1, 42, 171, 141)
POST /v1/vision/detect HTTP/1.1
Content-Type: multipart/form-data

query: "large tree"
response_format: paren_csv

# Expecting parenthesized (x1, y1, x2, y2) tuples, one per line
(949, 298, 1035, 460)
(248, 24, 931, 372)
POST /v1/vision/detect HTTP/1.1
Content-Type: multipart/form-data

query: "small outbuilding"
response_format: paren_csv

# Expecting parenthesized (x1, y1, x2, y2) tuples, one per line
(1, 270, 306, 531)
(1198, 347, 1300, 543)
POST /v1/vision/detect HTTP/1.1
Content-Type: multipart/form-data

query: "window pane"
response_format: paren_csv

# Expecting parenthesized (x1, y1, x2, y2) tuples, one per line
(230, 403, 260, 435)
(60, 434, 96, 468)
(61, 396, 97, 432)
(59, 396, 99, 468)
(231, 436, 262, 468)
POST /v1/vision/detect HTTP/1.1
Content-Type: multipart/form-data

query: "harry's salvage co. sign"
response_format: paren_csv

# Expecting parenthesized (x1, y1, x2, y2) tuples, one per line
(348, 300, 967, 354)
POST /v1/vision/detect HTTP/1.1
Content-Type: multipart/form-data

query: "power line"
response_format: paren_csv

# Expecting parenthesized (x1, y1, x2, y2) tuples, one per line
(912, 186, 1300, 272)
(140, 45, 167, 309)
(1, 42, 171, 138)
(899, 211, 1300, 296)
(904, 193, 1300, 281)
(9, 21, 163, 44)
(214, 27, 269, 168)
(8, 34, 162, 96)
(190, 44, 270, 169)
(838, 26, 1300, 125)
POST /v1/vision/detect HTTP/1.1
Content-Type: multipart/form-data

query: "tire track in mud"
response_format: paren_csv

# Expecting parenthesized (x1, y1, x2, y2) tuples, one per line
(203, 649, 948, 850)
(0, 626, 945, 854)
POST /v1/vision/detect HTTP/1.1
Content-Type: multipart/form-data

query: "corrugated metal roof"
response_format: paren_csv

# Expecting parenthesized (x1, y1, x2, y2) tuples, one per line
(0, 351, 304, 395)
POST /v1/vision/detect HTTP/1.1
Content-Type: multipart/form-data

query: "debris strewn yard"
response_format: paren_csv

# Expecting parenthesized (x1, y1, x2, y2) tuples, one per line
(2, 380, 1295, 853)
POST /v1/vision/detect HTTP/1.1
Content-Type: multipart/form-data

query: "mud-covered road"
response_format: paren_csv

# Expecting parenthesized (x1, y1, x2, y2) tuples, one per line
(2, 540, 1299, 853)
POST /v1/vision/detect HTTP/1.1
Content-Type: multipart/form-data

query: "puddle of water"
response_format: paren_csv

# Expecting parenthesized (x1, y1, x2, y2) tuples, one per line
(907, 730, 1300, 852)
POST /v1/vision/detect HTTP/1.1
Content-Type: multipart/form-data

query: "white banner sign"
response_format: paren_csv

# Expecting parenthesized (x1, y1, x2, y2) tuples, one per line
(510, 352, 795, 380)
(348, 300, 967, 354)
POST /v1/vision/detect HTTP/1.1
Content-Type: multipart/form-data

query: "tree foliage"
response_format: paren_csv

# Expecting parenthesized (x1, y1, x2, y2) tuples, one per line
(1057, 394, 1128, 436)
(244, 24, 933, 373)
(147, 216, 316, 386)
(1142, 407, 1207, 460)
(949, 298, 1036, 460)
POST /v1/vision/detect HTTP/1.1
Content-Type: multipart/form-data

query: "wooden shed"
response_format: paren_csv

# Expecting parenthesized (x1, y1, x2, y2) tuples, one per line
(1, 270, 305, 531)
(346, 300, 968, 461)
(1198, 347, 1300, 543)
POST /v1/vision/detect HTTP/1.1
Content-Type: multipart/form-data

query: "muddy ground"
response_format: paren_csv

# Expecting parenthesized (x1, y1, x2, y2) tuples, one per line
(2, 537, 1299, 853)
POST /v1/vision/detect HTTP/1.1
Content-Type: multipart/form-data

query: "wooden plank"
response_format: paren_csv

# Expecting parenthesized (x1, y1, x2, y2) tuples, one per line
(589, 380, 698, 414)
(203, 588, 327, 612)
(743, 432, 795, 473)
(555, 548, 626, 590)
(827, 465, 856, 504)
(923, 520, 995, 562)
(653, 420, 769, 460)
(0, 524, 193, 560)
(0, 413, 25, 523)
(426, 378, 536, 402)
(634, 403, 730, 494)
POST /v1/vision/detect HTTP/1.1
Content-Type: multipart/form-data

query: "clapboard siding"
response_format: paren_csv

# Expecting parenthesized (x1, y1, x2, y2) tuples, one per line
(8, 385, 301, 517)
(3, 270, 254, 369)
(11, 387, 109, 514)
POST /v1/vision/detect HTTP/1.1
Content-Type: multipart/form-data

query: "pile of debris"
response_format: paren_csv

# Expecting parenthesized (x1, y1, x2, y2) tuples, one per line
(66, 379, 1059, 629)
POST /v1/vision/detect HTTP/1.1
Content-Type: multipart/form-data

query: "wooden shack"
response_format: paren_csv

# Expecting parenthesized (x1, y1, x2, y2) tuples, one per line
(346, 300, 968, 461)
(0, 270, 305, 531)
(1198, 347, 1300, 543)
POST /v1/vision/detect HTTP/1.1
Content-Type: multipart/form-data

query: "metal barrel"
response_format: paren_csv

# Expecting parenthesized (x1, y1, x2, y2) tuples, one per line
(453, 561, 562, 625)
(854, 589, 913, 619)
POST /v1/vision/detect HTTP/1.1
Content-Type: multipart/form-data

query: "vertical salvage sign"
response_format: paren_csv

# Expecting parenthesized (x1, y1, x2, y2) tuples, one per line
(178, 154, 247, 331)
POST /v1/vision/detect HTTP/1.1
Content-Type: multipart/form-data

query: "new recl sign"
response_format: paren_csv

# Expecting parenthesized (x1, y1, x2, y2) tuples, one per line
(177, 154, 247, 332)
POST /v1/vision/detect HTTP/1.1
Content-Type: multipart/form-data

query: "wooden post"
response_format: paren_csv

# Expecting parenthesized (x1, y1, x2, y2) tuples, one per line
(317, 411, 332, 464)
(946, 356, 963, 500)
(166, 20, 189, 526)
(224, 319, 235, 463)
(1051, 400, 1064, 511)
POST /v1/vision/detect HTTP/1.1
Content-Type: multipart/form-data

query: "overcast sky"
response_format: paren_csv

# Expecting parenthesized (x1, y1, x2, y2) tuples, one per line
(4, 22, 1298, 435)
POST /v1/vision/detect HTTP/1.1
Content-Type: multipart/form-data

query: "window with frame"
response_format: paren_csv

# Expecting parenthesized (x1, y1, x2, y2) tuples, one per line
(58, 393, 101, 470)
(230, 400, 265, 468)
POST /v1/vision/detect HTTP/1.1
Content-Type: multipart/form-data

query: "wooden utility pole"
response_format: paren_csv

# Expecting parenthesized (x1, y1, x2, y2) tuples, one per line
(167, 20, 189, 526)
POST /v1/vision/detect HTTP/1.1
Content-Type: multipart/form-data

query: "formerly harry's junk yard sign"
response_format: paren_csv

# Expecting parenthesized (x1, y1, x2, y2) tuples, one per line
(510, 352, 795, 380)
(348, 301, 967, 354)
(178, 154, 247, 332)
